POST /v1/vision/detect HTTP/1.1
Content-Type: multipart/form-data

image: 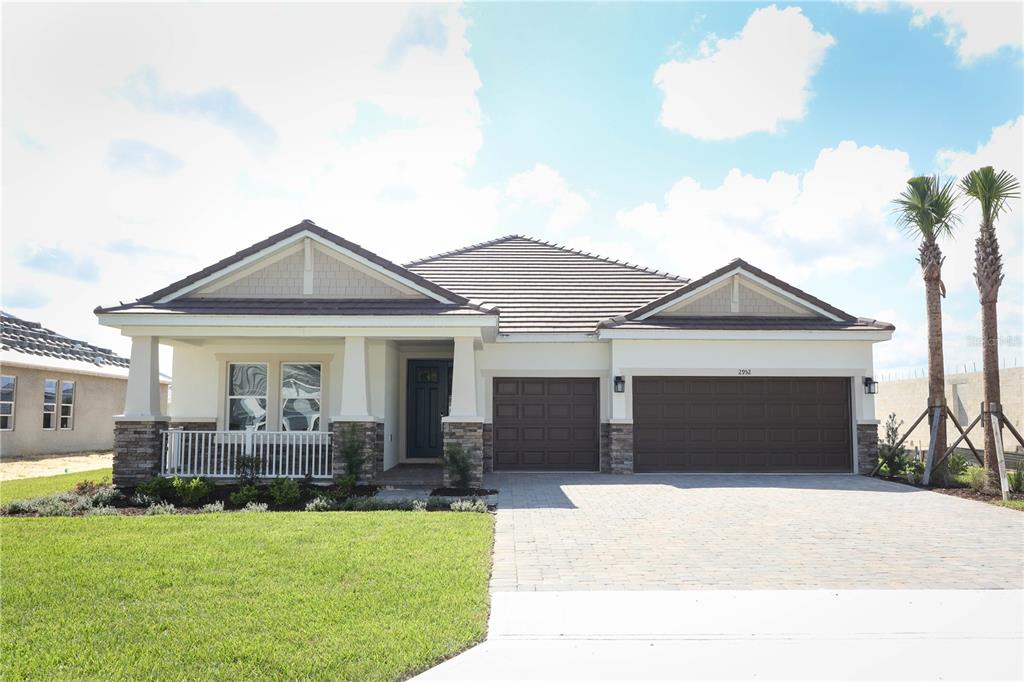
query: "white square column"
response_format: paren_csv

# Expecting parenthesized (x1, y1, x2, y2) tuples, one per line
(123, 336, 164, 418)
(446, 336, 481, 421)
(338, 336, 373, 420)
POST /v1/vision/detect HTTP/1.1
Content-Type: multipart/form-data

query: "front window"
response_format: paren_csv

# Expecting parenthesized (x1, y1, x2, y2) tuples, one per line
(281, 363, 321, 431)
(43, 378, 57, 430)
(228, 363, 267, 431)
(0, 375, 15, 430)
(60, 381, 75, 430)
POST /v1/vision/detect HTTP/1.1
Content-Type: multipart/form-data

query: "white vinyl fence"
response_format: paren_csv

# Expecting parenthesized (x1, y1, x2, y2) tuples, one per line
(161, 429, 332, 480)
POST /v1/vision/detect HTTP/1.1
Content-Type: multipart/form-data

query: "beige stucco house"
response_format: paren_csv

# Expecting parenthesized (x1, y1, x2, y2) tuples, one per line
(0, 312, 168, 458)
(95, 220, 893, 488)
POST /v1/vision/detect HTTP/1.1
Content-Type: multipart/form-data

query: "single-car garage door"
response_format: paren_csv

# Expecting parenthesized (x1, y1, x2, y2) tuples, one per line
(493, 378, 599, 471)
(634, 377, 852, 473)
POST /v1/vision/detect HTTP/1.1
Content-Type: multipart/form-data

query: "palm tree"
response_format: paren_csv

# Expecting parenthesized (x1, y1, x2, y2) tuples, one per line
(892, 176, 961, 472)
(960, 167, 1020, 491)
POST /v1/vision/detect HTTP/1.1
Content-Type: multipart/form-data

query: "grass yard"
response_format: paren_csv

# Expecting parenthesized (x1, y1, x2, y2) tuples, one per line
(2, 512, 493, 681)
(0, 467, 112, 505)
(994, 499, 1024, 511)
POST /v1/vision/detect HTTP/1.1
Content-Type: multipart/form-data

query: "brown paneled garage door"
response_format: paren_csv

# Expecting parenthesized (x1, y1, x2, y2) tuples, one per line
(633, 377, 852, 473)
(493, 378, 599, 471)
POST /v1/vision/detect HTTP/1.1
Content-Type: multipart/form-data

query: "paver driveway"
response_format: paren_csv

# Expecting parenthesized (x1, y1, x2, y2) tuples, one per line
(484, 473, 1024, 591)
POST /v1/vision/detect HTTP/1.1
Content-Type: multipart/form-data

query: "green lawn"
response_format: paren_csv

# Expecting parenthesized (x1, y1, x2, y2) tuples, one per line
(994, 499, 1024, 511)
(0, 468, 112, 505)
(2, 512, 493, 681)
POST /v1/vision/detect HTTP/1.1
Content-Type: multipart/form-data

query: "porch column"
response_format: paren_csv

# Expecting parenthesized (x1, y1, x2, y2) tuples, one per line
(442, 336, 483, 487)
(114, 336, 167, 488)
(333, 336, 381, 482)
(124, 336, 163, 417)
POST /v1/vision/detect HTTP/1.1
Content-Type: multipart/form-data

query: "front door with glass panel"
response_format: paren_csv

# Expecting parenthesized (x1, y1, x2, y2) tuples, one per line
(406, 359, 453, 458)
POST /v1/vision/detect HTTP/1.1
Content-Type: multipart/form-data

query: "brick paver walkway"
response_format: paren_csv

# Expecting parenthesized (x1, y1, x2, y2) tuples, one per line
(484, 473, 1024, 591)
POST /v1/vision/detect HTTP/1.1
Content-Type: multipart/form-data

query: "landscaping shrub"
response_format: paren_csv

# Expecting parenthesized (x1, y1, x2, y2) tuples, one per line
(171, 477, 215, 506)
(136, 476, 174, 502)
(229, 485, 261, 507)
(946, 452, 969, 478)
(2, 483, 121, 517)
(236, 453, 260, 486)
(241, 502, 268, 513)
(442, 442, 472, 489)
(267, 478, 301, 507)
(412, 499, 428, 512)
(966, 466, 987, 492)
(84, 506, 119, 517)
(341, 424, 366, 479)
(450, 498, 487, 513)
(903, 458, 924, 485)
(199, 501, 225, 513)
(304, 496, 336, 512)
(1009, 460, 1024, 494)
(331, 475, 356, 501)
(877, 413, 907, 478)
(145, 501, 176, 515)
(131, 493, 160, 507)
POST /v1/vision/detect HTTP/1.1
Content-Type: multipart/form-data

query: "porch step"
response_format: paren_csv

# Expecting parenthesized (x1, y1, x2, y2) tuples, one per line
(376, 463, 443, 487)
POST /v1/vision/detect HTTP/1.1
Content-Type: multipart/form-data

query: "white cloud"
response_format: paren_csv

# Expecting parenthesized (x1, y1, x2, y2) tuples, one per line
(505, 164, 590, 231)
(615, 140, 912, 279)
(654, 5, 835, 140)
(1, 4, 511, 358)
(907, 1, 1023, 63)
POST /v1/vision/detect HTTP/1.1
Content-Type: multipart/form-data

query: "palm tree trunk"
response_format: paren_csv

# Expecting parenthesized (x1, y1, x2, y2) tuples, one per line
(923, 274, 947, 463)
(980, 298, 1001, 490)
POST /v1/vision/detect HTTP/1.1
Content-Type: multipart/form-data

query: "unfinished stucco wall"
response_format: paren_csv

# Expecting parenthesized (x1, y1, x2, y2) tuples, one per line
(875, 367, 1023, 452)
(0, 365, 168, 458)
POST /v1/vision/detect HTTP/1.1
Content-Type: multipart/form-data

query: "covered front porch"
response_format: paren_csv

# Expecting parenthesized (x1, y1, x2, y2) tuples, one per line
(106, 322, 494, 489)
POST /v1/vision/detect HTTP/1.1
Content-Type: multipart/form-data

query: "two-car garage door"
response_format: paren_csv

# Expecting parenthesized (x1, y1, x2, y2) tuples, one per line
(633, 377, 852, 473)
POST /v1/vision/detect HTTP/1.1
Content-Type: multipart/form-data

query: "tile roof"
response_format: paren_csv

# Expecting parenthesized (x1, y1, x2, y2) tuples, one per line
(406, 236, 688, 334)
(97, 298, 492, 316)
(603, 316, 895, 332)
(2, 311, 129, 368)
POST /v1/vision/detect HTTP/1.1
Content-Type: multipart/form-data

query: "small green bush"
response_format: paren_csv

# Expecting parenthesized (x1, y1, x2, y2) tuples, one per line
(241, 501, 268, 513)
(330, 475, 357, 501)
(877, 413, 907, 478)
(236, 453, 260, 486)
(136, 476, 174, 501)
(199, 501, 224, 513)
(229, 485, 261, 507)
(267, 478, 301, 507)
(171, 477, 215, 506)
(966, 466, 987, 492)
(442, 443, 472, 489)
(946, 452, 969, 477)
(145, 501, 176, 515)
(342, 424, 366, 479)
(1008, 460, 1024, 494)
(903, 458, 924, 484)
(84, 506, 119, 517)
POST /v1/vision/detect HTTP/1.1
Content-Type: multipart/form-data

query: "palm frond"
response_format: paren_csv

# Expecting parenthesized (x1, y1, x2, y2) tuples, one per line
(892, 175, 961, 240)
(960, 166, 1021, 225)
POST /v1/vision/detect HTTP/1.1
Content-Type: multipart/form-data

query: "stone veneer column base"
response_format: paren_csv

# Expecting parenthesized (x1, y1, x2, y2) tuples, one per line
(331, 421, 384, 483)
(610, 423, 634, 474)
(168, 421, 217, 432)
(442, 421, 484, 487)
(113, 420, 168, 488)
(482, 423, 494, 474)
(857, 422, 879, 475)
(599, 423, 612, 473)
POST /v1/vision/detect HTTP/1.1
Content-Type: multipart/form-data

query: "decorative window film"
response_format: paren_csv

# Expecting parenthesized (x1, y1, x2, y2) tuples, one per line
(0, 375, 15, 430)
(228, 363, 268, 431)
(281, 363, 321, 431)
(59, 381, 75, 430)
(42, 378, 57, 430)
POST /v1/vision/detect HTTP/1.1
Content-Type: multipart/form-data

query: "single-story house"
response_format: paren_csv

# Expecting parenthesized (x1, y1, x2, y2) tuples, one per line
(0, 311, 169, 458)
(96, 220, 893, 487)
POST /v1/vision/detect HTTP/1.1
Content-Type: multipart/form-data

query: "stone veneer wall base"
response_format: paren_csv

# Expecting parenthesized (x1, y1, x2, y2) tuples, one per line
(442, 421, 484, 487)
(610, 423, 634, 474)
(482, 423, 494, 474)
(331, 421, 384, 483)
(857, 423, 879, 475)
(113, 420, 168, 488)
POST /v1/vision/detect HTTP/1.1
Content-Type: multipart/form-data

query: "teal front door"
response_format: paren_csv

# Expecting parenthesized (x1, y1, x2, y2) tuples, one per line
(406, 360, 453, 458)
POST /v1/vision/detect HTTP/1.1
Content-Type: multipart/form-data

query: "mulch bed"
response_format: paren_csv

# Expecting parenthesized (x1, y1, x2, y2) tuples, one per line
(931, 487, 1024, 504)
(430, 487, 498, 497)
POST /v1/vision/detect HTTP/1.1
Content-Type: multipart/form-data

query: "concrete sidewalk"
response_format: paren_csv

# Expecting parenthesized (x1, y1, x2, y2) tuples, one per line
(416, 590, 1023, 680)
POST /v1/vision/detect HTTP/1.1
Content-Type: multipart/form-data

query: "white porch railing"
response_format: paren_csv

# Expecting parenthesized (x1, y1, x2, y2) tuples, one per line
(161, 429, 332, 479)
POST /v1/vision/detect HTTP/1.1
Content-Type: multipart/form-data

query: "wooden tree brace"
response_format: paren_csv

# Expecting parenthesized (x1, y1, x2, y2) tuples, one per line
(932, 412, 982, 471)
(921, 406, 943, 486)
(944, 406, 983, 465)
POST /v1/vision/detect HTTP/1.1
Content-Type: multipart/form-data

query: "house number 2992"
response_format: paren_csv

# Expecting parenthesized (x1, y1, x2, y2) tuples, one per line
(737, 369, 752, 375)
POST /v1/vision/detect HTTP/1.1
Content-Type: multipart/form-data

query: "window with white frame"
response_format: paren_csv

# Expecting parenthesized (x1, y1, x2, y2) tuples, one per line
(0, 375, 15, 430)
(281, 363, 321, 431)
(228, 363, 267, 431)
(60, 380, 75, 430)
(42, 378, 57, 430)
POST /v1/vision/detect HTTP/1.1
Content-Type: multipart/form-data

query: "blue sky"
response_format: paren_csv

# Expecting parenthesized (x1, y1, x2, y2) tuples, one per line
(3, 2, 1022, 375)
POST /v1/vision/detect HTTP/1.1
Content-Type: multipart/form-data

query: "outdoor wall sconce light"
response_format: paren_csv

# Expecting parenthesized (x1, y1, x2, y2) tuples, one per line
(863, 377, 878, 395)
(614, 376, 626, 393)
